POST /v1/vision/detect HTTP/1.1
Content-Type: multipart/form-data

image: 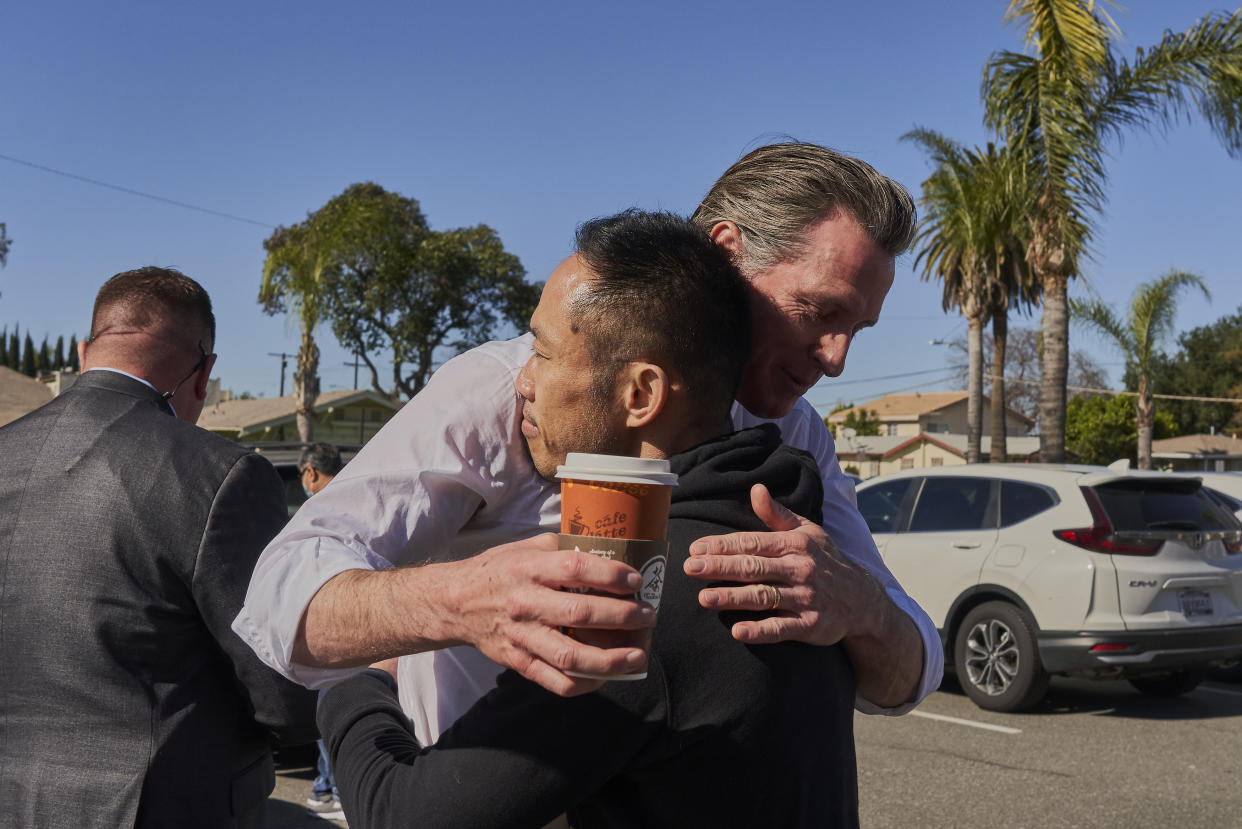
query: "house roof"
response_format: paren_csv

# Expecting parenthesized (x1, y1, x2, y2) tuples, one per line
(826, 390, 1035, 426)
(833, 431, 1043, 459)
(1152, 433, 1242, 457)
(0, 366, 54, 428)
(198, 388, 402, 436)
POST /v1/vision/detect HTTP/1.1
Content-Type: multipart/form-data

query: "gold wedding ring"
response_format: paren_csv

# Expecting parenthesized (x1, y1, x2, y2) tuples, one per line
(769, 585, 781, 611)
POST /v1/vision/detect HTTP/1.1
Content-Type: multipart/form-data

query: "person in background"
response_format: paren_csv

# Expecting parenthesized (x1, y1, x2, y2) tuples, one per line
(0, 267, 317, 829)
(297, 442, 348, 821)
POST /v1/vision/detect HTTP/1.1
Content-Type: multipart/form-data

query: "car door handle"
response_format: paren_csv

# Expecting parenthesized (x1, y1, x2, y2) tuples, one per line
(951, 540, 981, 549)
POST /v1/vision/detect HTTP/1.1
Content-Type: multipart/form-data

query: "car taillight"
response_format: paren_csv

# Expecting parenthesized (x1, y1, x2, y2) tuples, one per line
(1052, 487, 1164, 556)
(1226, 531, 1242, 555)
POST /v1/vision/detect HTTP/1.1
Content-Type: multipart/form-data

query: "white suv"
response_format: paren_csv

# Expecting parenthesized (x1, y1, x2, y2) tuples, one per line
(857, 464, 1242, 712)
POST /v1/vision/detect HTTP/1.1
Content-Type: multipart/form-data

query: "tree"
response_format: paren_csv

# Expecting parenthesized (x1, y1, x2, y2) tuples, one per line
(67, 333, 80, 372)
(984, 2, 1242, 462)
(825, 404, 881, 437)
(904, 131, 1038, 462)
(1070, 271, 1209, 469)
(1134, 306, 1242, 436)
(260, 216, 342, 441)
(0, 326, 7, 368)
(6, 326, 18, 369)
(1066, 393, 1176, 466)
(315, 183, 538, 400)
(53, 335, 65, 370)
(37, 337, 52, 375)
(21, 333, 35, 376)
(947, 326, 1108, 425)
(0, 223, 10, 268)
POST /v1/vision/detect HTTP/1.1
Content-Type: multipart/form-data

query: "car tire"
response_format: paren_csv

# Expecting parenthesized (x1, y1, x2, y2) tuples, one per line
(954, 602, 1049, 713)
(1128, 669, 1203, 697)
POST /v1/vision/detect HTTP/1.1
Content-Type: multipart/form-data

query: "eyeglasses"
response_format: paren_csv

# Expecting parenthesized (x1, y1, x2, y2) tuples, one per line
(162, 341, 209, 401)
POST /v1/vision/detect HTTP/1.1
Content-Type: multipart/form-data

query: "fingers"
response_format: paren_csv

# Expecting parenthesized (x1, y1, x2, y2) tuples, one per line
(538, 547, 645, 598)
(687, 508, 826, 562)
(507, 623, 648, 696)
(699, 583, 801, 612)
(748, 483, 802, 533)
(683, 540, 817, 585)
(730, 617, 811, 645)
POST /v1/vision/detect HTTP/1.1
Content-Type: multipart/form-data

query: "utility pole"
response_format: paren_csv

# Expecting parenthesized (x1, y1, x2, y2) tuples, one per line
(343, 354, 366, 390)
(267, 352, 292, 397)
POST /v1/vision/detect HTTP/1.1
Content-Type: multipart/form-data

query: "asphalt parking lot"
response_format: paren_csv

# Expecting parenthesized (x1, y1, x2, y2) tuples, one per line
(267, 675, 1242, 828)
(856, 675, 1242, 828)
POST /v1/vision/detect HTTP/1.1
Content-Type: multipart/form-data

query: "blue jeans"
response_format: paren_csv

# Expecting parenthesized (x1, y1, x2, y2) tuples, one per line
(312, 739, 338, 799)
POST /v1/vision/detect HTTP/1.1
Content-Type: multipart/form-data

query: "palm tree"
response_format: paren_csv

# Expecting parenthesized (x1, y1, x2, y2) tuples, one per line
(1070, 271, 1209, 469)
(259, 220, 337, 442)
(984, 1, 1242, 462)
(904, 130, 1037, 462)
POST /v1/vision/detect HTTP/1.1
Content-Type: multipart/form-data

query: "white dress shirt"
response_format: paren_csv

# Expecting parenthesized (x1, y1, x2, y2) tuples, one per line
(234, 335, 943, 742)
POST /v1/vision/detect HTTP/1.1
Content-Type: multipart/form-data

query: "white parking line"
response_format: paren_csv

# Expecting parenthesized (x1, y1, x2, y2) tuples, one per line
(1197, 685, 1242, 699)
(910, 710, 1022, 734)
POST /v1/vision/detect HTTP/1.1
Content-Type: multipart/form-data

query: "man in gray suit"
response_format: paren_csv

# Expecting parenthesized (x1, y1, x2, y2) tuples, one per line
(0, 267, 318, 828)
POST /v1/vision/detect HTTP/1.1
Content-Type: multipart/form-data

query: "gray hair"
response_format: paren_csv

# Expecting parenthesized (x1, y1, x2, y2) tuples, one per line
(690, 142, 917, 275)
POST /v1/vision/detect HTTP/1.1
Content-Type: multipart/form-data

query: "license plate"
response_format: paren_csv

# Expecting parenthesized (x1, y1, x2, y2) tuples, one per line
(1179, 589, 1213, 617)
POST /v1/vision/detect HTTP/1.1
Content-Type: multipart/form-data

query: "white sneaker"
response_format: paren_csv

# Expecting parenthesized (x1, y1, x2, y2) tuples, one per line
(306, 793, 346, 821)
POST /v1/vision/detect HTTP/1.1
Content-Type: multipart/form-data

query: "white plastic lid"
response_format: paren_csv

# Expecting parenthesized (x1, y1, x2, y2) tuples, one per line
(556, 453, 678, 486)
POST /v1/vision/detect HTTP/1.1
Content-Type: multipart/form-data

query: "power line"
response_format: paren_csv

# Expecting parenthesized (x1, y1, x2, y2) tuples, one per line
(0, 151, 275, 229)
(820, 366, 956, 388)
(991, 372, 1242, 403)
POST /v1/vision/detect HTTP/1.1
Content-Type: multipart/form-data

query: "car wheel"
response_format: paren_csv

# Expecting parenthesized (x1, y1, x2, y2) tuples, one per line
(1128, 669, 1203, 697)
(954, 602, 1049, 713)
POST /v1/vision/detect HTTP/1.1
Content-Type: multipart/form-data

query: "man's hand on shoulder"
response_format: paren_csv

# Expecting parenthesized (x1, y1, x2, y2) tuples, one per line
(682, 484, 922, 708)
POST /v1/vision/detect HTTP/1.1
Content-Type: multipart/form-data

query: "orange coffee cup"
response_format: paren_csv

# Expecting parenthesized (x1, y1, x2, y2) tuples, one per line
(556, 453, 678, 680)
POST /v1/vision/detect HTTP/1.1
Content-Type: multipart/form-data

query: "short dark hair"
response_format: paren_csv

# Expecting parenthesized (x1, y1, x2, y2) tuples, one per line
(298, 443, 343, 476)
(571, 210, 750, 423)
(691, 142, 917, 275)
(91, 266, 215, 347)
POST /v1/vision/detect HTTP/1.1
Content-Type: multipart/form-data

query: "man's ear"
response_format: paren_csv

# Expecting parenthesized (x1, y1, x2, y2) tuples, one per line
(619, 362, 669, 428)
(709, 221, 747, 262)
(76, 339, 89, 370)
(193, 354, 218, 400)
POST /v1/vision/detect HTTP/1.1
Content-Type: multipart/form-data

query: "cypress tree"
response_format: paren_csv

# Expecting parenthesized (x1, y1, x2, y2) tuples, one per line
(8, 326, 19, 368)
(38, 336, 52, 374)
(68, 333, 80, 371)
(0, 326, 7, 368)
(54, 335, 65, 370)
(21, 333, 36, 376)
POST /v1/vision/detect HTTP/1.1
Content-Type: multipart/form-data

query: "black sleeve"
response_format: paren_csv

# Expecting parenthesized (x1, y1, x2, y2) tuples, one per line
(319, 666, 667, 829)
(194, 452, 319, 745)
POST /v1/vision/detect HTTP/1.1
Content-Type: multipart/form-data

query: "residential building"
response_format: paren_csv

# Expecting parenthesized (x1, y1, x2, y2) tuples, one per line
(0, 366, 53, 428)
(1152, 433, 1242, 472)
(826, 391, 1034, 438)
(197, 389, 402, 445)
(833, 432, 1042, 479)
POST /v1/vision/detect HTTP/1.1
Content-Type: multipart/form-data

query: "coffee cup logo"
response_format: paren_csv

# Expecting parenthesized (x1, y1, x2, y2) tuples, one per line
(639, 555, 667, 611)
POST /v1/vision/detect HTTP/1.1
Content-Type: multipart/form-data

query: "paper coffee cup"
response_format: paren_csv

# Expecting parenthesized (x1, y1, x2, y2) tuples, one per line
(556, 454, 677, 680)
(556, 453, 678, 541)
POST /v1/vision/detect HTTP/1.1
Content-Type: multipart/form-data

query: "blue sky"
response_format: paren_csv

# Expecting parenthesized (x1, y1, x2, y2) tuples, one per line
(2, 0, 1238, 412)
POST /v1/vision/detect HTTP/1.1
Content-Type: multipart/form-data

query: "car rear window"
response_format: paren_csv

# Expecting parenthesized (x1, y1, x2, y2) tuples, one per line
(1091, 479, 1237, 532)
(858, 478, 914, 534)
(1000, 481, 1057, 527)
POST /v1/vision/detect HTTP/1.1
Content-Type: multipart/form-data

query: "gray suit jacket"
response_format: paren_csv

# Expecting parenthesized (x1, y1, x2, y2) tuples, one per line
(0, 370, 318, 828)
